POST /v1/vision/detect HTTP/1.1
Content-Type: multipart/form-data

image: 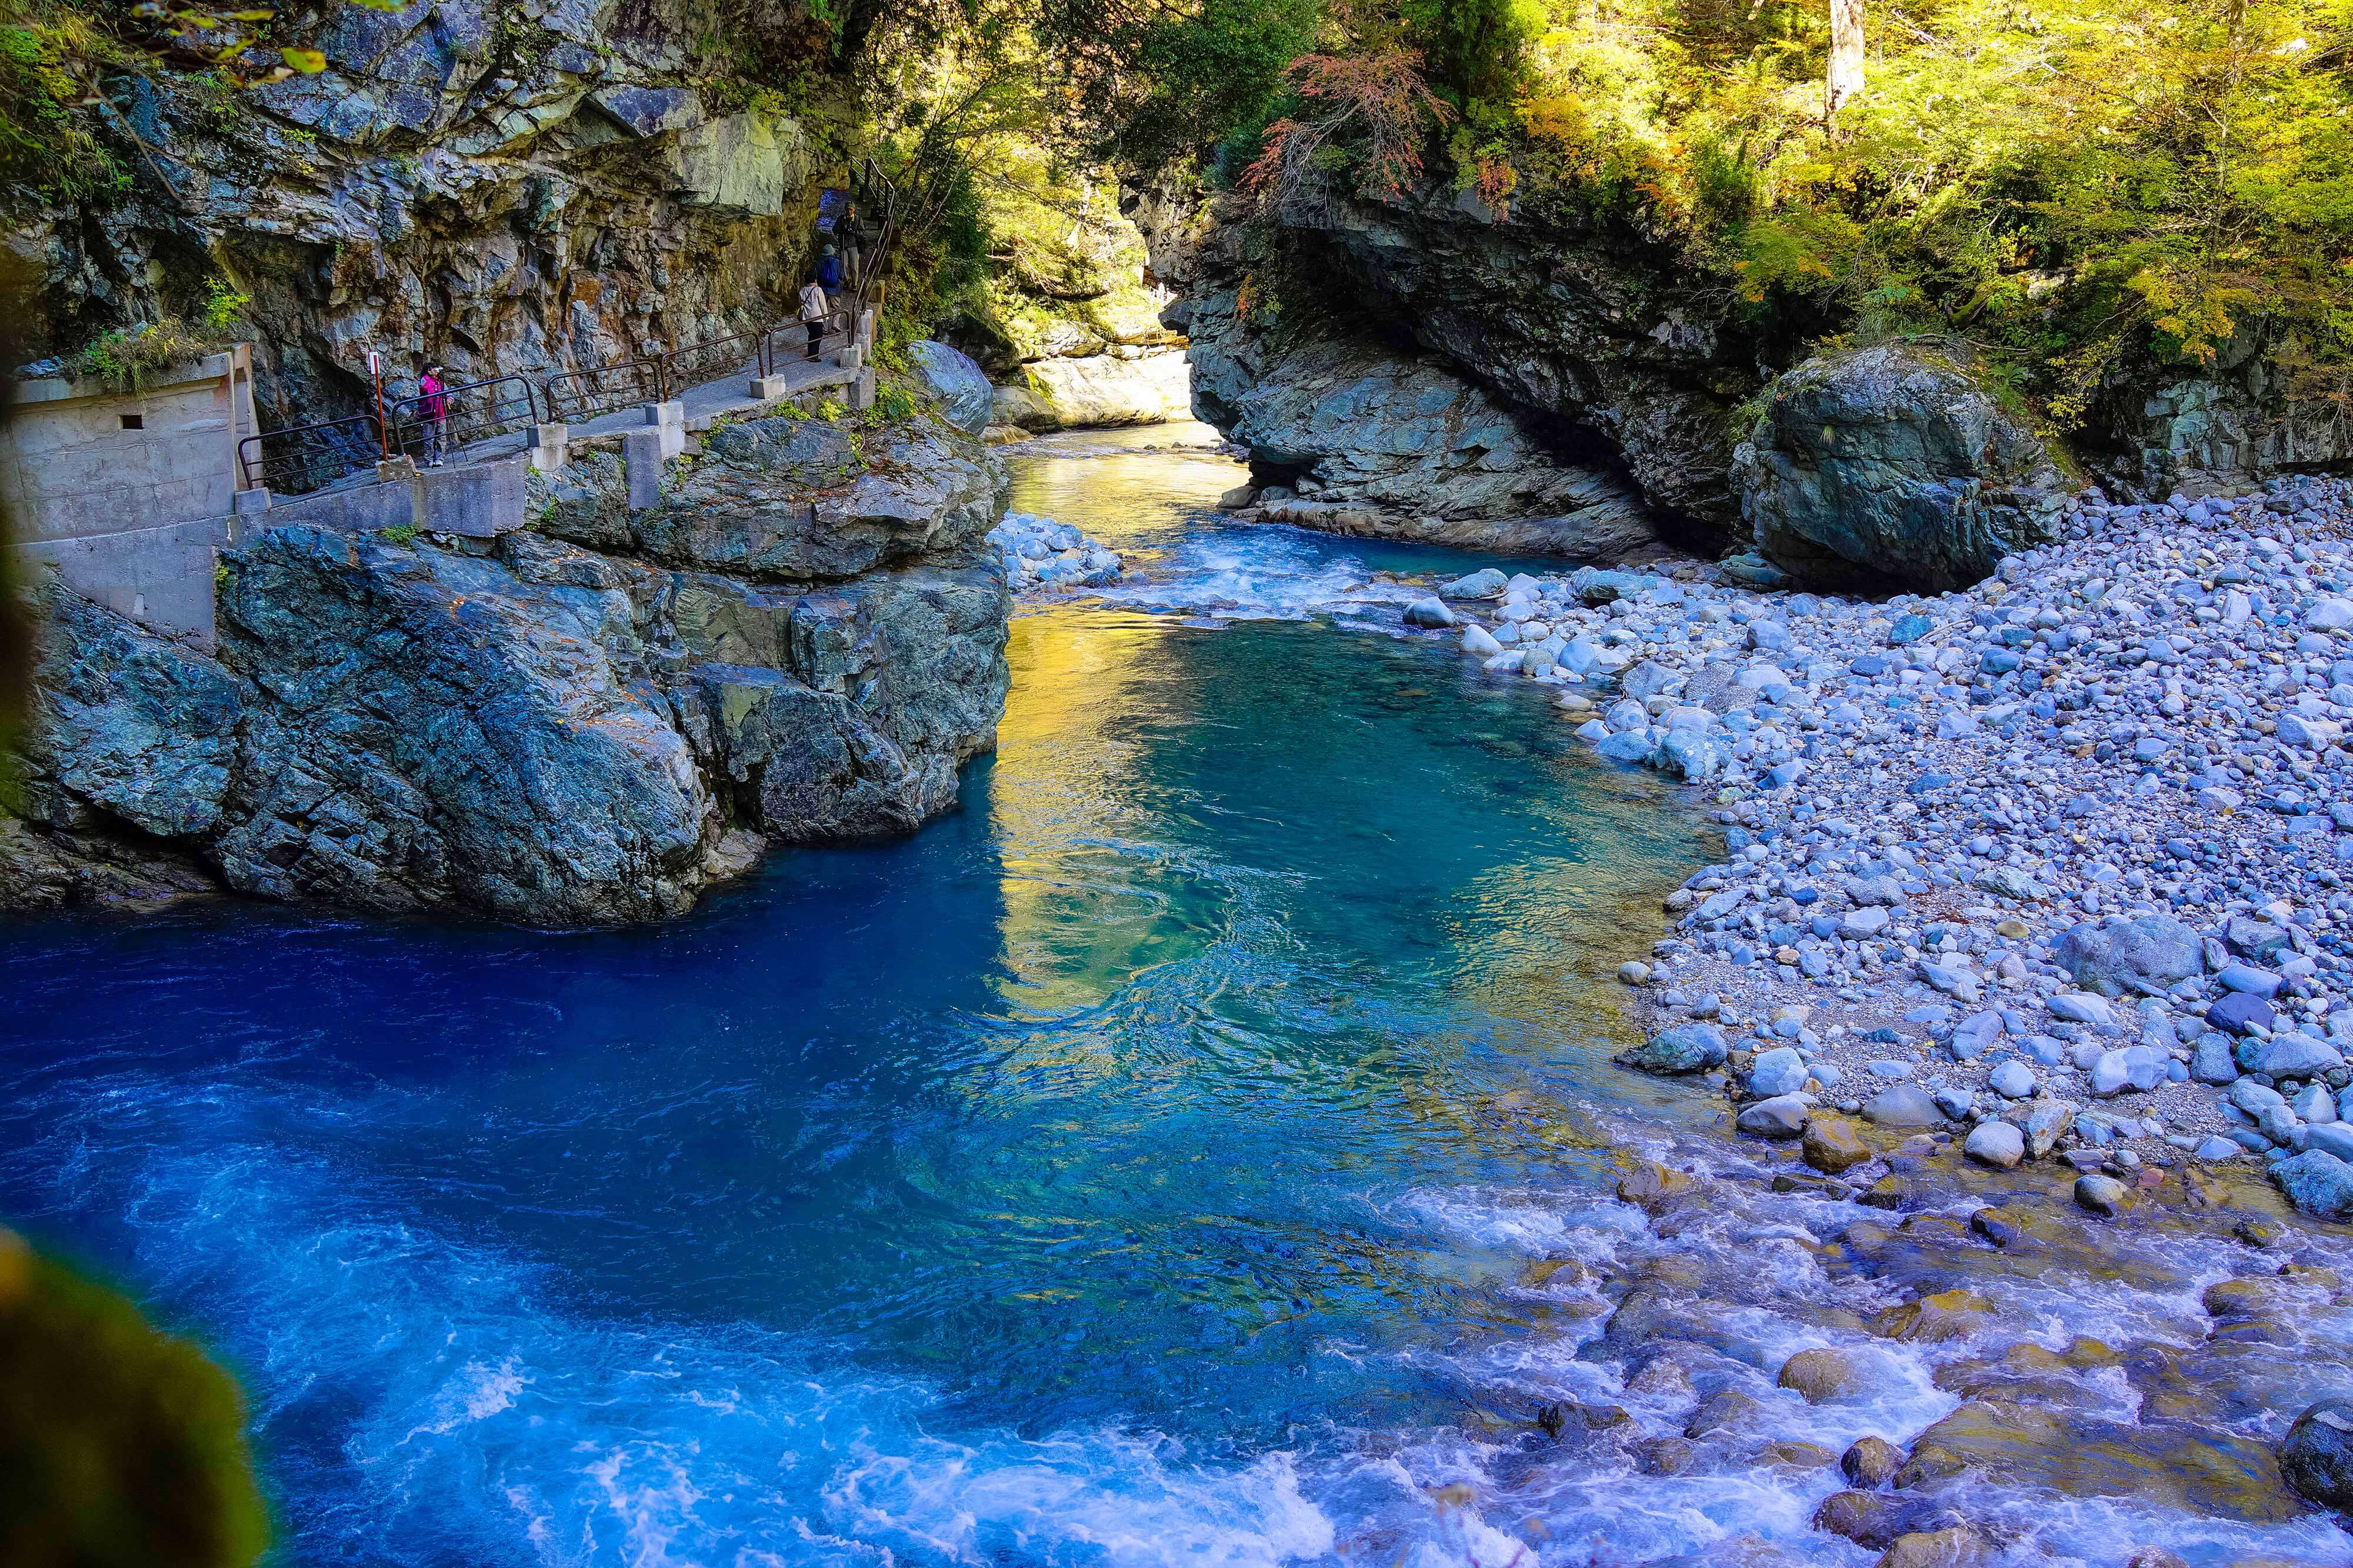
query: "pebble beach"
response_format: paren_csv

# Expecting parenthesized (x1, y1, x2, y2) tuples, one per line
(1394, 475, 2353, 1225)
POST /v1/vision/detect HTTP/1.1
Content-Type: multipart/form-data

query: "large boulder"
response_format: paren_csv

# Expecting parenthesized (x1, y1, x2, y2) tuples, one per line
(906, 341, 998, 435)
(2281, 1399, 2353, 1513)
(1735, 346, 2070, 590)
(2272, 1149, 2353, 1220)
(1615, 1024, 1728, 1075)
(4, 416, 1015, 925)
(2054, 913, 2204, 998)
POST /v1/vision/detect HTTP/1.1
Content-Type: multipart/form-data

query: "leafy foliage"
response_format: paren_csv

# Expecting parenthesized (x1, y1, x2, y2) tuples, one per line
(1141, 0, 2353, 421)
(0, 1232, 270, 1568)
(1244, 46, 1455, 211)
(69, 316, 228, 392)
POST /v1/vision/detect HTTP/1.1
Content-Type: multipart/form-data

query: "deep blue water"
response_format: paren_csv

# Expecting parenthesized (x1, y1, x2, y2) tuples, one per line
(0, 432, 1709, 1564)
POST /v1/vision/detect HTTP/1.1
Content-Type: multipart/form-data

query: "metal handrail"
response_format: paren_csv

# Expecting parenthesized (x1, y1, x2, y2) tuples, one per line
(761, 317, 853, 372)
(236, 411, 385, 495)
(659, 327, 774, 391)
(542, 355, 669, 423)
(384, 372, 541, 464)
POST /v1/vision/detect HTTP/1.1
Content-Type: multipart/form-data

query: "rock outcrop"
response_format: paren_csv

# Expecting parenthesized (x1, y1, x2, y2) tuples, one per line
(3, 415, 1009, 924)
(905, 342, 996, 436)
(14, 0, 838, 428)
(1194, 324, 1654, 559)
(1734, 346, 2071, 590)
(1135, 185, 1768, 542)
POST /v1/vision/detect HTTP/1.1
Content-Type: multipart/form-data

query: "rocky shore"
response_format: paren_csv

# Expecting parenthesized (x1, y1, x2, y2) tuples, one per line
(1394, 473, 2353, 1242)
(2, 411, 1011, 924)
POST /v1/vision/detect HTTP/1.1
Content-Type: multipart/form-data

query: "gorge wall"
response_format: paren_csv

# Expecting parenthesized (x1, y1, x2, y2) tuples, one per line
(1136, 183, 2352, 573)
(11, 0, 836, 429)
(2, 412, 1009, 923)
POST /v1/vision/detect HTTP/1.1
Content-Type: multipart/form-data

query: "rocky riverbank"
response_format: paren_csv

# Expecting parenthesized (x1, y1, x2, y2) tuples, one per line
(1378, 469, 2353, 1559)
(1, 411, 1010, 924)
(1392, 472, 2353, 1239)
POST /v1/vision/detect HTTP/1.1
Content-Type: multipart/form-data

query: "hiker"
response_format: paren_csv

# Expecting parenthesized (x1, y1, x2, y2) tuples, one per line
(816, 243, 842, 291)
(798, 275, 829, 361)
(418, 365, 450, 466)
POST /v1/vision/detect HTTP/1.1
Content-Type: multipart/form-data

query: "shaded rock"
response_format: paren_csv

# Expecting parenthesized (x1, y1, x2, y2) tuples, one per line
(11, 423, 1013, 926)
(1844, 1435, 1904, 1489)
(1736, 345, 2067, 591)
(2272, 1149, 2353, 1220)
(1189, 327, 1657, 560)
(1814, 1493, 1964, 1553)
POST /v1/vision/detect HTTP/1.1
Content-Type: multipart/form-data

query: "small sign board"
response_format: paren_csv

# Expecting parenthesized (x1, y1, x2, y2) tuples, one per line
(816, 187, 849, 232)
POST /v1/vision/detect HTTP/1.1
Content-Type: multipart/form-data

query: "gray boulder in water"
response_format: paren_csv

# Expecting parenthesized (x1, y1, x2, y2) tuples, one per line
(1735, 345, 2069, 590)
(905, 339, 996, 434)
(2273, 1149, 2353, 1220)
(1617, 1024, 1728, 1075)
(2281, 1399, 2353, 1513)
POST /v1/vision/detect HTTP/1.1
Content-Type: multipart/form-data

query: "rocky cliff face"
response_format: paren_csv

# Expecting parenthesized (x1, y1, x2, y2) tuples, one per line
(2, 415, 1009, 923)
(1136, 187, 1771, 551)
(1136, 188, 1670, 560)
(14, 0, 833, 426)
(1137, 182, 2348, 573)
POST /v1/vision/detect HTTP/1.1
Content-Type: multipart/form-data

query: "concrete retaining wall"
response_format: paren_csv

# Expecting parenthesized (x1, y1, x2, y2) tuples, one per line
(5, 348, 258, 543)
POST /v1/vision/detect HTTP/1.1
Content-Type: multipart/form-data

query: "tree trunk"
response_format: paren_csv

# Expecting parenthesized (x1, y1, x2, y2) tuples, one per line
(1827, 0, 1865, 120)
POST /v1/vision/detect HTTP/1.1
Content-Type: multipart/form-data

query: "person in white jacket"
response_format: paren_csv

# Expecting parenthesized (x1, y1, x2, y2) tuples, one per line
(798, 278, 829, 361)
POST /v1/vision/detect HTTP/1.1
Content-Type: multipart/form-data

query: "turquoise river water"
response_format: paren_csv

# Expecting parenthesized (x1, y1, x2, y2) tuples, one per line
(2, 428, 2347, 1567)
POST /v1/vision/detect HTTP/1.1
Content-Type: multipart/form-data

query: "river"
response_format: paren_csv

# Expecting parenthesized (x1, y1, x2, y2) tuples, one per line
(0, 426, 2347, 1566)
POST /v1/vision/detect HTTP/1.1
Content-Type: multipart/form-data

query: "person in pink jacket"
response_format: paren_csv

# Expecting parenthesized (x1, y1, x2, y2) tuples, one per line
(417, 365, 450, 466)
